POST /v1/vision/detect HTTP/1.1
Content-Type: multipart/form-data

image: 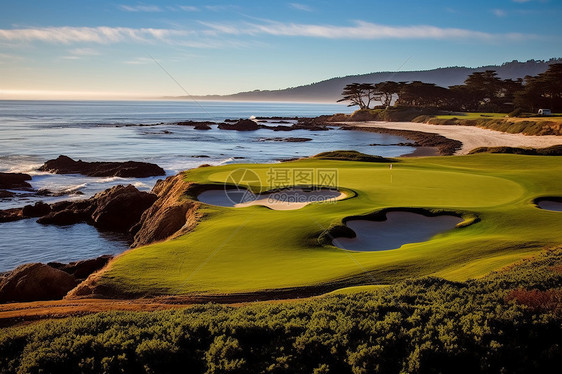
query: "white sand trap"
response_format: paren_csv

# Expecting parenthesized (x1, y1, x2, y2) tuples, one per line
(197, 188, 345, 210)
(537, 200, 562, 212)
(333, 211, 463, 251)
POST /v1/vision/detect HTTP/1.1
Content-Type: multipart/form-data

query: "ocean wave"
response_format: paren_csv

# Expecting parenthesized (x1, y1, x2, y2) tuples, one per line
(217, 157, 234, 165)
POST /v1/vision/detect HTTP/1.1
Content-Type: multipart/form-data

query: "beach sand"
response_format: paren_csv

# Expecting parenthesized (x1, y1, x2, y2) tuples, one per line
(350, 121, 562, 155)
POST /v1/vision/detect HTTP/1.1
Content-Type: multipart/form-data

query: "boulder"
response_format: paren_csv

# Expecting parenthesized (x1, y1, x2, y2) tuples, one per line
(48, 255, 113, 280)
(218, 119, 260, 131)
(91, 185, 158, 232)
(0, 172, 32, 190)
(0, 208, 23, 223)
(22, 202, 51, 217)
(0, 190, 15, 198)
(38, 184, 157, 232)
(194, 124, 211, 130)
(0, 263, 77, 302)
(39, 155, 165, 178)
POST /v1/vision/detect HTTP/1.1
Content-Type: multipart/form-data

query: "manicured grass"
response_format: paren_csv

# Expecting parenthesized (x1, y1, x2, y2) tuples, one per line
(97, 154, 562, 296)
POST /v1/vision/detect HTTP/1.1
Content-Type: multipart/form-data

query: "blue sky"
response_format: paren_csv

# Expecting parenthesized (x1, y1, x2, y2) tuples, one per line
(0, 0, 560, 99)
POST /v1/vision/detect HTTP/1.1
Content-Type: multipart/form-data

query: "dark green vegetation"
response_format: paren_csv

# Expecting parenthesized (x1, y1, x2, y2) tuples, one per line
(311, 150, 393, 163)
(1, 247, 561, 374)
(338, 63, 562, 113)
(469, 145, 562, 155)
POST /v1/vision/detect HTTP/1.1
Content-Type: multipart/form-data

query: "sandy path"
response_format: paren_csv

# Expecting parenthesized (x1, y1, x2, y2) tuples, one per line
(350, 121, 562, 155)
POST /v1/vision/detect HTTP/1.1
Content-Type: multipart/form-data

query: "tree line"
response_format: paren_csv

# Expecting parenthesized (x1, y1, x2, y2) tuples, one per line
(338, 63, 562, 113)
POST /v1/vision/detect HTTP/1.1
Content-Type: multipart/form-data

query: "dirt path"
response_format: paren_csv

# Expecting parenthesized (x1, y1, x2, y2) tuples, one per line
(349, 121, 562, 155)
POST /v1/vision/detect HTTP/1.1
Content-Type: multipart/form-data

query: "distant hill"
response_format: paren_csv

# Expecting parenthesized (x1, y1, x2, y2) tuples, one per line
(184, 58, 561, 103)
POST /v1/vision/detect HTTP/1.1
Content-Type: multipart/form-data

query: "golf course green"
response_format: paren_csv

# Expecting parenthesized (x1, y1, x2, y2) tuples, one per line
(93, 153, 562, 297)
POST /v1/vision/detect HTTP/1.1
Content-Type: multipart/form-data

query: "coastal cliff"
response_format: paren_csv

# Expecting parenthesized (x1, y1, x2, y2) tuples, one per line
(67, 173, 201, 298)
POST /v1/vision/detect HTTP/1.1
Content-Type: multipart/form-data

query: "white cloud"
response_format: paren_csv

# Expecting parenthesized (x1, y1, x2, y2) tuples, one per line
(123, 57, 153, 64)
(178, 5, 199, 12)
(0, 26, 187, 44)
(492, 9, 507, 17)
(200, 20, 534, 41)
(70, 48, 100, 56)
(119, 5, 162, 12)
(289, 3, 313, 12)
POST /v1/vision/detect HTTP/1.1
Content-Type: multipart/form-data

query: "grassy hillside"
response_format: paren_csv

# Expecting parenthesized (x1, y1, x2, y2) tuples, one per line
(91, 154, 562, 297)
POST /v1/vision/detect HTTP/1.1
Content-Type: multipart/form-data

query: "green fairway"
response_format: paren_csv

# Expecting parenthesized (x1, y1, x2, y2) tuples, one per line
(96, 154, 562, 296)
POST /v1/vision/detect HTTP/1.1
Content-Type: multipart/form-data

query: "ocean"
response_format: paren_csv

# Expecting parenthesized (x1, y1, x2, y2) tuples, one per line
(0, 100, 413, 271)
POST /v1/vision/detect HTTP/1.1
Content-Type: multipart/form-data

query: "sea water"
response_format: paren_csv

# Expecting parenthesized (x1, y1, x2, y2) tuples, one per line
(0, 100, 413, 271)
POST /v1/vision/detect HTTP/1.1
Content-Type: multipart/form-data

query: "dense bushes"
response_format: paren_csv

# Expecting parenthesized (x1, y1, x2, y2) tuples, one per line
(1, 247, 561, 373)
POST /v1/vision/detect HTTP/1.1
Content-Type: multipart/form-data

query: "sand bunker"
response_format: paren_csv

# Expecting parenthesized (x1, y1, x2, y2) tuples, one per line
(197, 188, 345, 210)
(536, 199, 562, 212)
(333, 211, 463, 251)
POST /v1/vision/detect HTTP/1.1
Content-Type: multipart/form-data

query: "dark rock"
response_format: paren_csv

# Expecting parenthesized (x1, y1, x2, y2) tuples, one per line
(192, 155, 210, 158)
(38, 184, 156, 232)
(0, 208, 23, 223)
(48, 255, 113, 280)
(0, 172, 32, 190)
(91, 185, 157, 232)
(269, 126, 293, 131)
(22, 202, 51, 217)
(218, 119, 260, 131)
(259, 137, 312, 142)
(39, 155, 165, 178)
(0, 190, 15, 198)
(194, 124, 211, 130)
(36, 189, 53, 196)
(0, 263, 77, 302)
(38, 209, 90, 226)
(176, 120, 215, 127)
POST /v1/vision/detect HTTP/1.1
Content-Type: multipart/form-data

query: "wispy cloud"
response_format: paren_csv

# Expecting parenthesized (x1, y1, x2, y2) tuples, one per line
(119, 4, 162, 12)
(492, 9, 507, 17)
(123, 57, 153, 64)
(178, 5, 199, 12)
(0, 20, 538, 49)
(200, 20, 535, 41)
(289, 3, 313, 12)
(0, 26, 187, 44)
(70, 48, 100, 56)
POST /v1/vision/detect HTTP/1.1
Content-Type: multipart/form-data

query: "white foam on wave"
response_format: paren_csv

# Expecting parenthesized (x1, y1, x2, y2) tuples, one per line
(217, 157, 234, 165)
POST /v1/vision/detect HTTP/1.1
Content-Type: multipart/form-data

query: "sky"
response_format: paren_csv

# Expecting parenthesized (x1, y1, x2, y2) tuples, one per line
(0, 0, 561, 99)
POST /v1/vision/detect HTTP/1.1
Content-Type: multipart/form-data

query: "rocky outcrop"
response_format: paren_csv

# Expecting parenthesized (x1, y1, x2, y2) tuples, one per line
(259, 137, 312, 143)
(38, 185, 157, 232)
(218, 119, 260, 131)
(48, 255, 113, 281)
(39, 155, 165, 178)
(0, 255, 114, 303)
(22, 202, 51, 217)
(90, 185, 158, 232)
(131, 173, 200, 247)
(0, 263, 77, 302)
(0, 172, 32, 190)
(67, 174, 201, 299)
(0, 208, 23, 223)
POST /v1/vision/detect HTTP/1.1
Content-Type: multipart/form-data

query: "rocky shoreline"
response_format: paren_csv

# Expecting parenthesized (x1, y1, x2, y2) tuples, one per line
(0, 172, 198, 303)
